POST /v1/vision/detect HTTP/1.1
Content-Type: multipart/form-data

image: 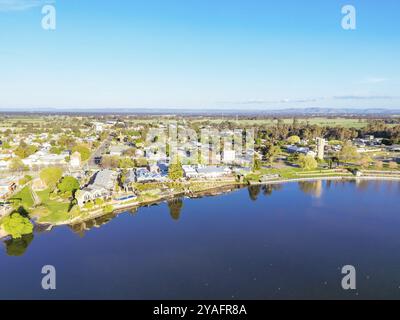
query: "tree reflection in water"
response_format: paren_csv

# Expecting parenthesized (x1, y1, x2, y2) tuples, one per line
(248, 184, 284, 200)
(262, 184, 283, 196)
(247, 185, 261, 201)
(4, 233, 34, 256)
(168, 198, 183, 221)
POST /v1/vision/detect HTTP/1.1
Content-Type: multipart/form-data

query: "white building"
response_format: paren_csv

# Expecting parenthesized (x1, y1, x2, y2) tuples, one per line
(222, 150, 236, 163)
(76, 169, 118, 206)
(182, 165, 198, 178)
(316, 137, 326, 160)
(22, 150, 67, 168)
(70, 151, 82, 169)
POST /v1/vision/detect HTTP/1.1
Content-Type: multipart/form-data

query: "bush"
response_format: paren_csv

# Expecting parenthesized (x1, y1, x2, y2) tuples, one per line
(388, 161, 398, 170)
(83, 201, 94, 210)
(103, 204, 114, 214)
(94, 198, 104, 206)
(297, 154, 318, 170)
(287, 135, 301, 144)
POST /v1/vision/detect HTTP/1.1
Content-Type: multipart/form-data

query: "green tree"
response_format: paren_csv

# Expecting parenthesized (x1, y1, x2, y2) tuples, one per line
(2, 213, 34, 239)
(104, 204, 114, 213)
(168, 157, 183, 180)
(14, 141, 38, 159)
(57, 176, 80, 194)
(253, 154, 261, 171)
(287, 135, 301, 144)
(338, 142, 358, 162)
(72, 145, 91, 161)
(265, 144, 280, 163)
(9, 157, 27, 172)
(297, 154, 318, 170)
(40, 167, 63, 189)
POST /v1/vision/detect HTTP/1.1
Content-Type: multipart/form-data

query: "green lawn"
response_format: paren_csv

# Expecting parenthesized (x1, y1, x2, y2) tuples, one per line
(10, 186, 34, 209)
(192, 117, 370, 129)
(32, 189, 71, 223)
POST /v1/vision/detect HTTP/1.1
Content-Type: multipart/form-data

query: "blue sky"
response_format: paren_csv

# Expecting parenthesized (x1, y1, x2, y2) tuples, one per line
(0, 0, 399, 110)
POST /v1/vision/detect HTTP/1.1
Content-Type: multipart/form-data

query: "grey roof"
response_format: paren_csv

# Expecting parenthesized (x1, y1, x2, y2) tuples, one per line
(92, 169, 118, 190)
(197, 166, 228, 174)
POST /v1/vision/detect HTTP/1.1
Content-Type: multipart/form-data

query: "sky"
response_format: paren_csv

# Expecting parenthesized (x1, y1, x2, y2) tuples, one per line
(0, 0, 399, 110)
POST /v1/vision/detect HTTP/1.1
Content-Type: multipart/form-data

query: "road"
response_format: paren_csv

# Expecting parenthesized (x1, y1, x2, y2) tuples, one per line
(87, 134, 112, 170)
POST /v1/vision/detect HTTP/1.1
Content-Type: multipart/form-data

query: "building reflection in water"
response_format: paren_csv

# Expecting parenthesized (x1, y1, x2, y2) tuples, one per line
(298, 180, 323, 198)
(69, 208, 138, 237)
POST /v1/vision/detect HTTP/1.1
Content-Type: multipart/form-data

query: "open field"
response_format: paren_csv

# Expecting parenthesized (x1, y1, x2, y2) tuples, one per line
(0, 116, 382, 130)
(191, 117, 371, 128)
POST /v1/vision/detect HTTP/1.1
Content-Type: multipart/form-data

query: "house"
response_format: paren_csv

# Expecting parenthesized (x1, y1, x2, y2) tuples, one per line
(0, 160, 9, 171)
(222, 150, 236, 163)
(122, 170, 136, 192)
(157, 162, 169, 176)
(0, 176, 19, 199)
(109, 145, 129, 157)
(76, 169, 118, 206)
(93, 122, 104, 133)
(182, 165, 198, 178)
(196, 166, 232, 179)
(70, 151, 82, 169)
(285, 145, 316, 157)
(388, 145, 400, 152)
(22, 150, 67, 168)
(135, 168, 166, 183)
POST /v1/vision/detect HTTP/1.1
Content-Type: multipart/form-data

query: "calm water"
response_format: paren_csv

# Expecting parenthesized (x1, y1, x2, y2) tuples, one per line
(1, 180, 400, 299)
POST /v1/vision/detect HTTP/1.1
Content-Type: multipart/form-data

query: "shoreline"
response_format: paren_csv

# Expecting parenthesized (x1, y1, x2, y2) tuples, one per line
(43, 174, 400, 228)
(2, 174, 400, 239)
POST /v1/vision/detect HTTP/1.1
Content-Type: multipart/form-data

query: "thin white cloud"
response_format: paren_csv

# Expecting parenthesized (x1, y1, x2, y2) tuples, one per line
(225, 97, 323, 105)
(333, 95, 397, 100)
(0, 0, 53, 12)
(362, 77, 388, 84)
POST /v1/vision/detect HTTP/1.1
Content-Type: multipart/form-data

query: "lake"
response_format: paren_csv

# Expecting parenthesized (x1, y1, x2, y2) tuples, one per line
(1, 180, 400, 299)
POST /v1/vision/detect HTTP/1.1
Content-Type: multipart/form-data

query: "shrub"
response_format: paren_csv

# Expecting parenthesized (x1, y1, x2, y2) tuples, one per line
(103, 204, 114, 214)
(94, 198, 104, 206)
(83, 201, 94, 210)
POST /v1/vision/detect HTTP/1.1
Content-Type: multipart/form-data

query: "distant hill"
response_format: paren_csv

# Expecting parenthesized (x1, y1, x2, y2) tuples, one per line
(0, 107, 399, 116)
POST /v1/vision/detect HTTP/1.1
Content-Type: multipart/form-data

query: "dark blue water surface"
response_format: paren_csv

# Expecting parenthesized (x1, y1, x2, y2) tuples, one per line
(1, 180, 400, 299)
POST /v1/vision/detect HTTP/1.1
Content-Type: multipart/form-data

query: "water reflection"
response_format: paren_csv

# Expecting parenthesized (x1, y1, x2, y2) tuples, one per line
(69, 209, 137, 237)
(298, 180, 323, 198)
(4, 233, 34, 256)
(2, 180, 399, 258)
(168, 198, 184, 221)
(247, 185, 261, 201)
(262, 184, 283, 196)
